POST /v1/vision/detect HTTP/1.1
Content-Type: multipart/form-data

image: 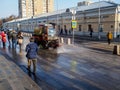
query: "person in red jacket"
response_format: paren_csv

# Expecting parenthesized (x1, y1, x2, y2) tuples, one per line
(1, 31, 7, 48)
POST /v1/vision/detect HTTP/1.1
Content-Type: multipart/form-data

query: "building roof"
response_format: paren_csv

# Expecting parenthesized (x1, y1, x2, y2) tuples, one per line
(5, 1, 119, 23)
(76, 1, 118, 12)
(34, 1, 119, 17)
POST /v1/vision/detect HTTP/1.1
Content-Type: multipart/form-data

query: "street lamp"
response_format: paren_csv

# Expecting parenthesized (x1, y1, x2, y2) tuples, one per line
(60, 14, 63, 33)
(56, 0, 59, 35)
(71, 8, 76, 45)
(98, 0, 101, 39)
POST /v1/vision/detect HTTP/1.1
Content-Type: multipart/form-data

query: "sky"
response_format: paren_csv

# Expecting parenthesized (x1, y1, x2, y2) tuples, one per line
(0, 0, 120, 18)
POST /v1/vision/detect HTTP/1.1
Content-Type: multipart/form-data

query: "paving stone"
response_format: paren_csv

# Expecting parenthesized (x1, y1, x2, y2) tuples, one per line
(0, 79, 13, 90)
(0, 55, 41, 90)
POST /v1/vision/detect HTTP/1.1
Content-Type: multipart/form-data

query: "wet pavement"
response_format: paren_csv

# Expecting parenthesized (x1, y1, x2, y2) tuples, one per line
(0, 51, 41, 90)
(1, 36, 120, 90)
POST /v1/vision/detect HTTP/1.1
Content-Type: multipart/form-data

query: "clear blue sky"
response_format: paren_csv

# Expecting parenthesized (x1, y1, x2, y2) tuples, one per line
(0, 0, 120, 18)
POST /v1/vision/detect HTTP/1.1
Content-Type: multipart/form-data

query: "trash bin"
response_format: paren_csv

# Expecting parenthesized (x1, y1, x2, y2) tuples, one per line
(113, 45, 119, 55)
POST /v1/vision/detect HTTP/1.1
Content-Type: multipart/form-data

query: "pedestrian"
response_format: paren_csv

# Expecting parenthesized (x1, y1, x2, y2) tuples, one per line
(89, 28, 93, 37)
(69, 28, 72, 35)
(60, 28, 63, 35)
(11, 30, 17, 48)
(1, 31, 7, 48)
(17, 31, 23, 52)
(7, 30, 12, 46)
(25, 37, 38, 74)
(107, 31, 113, 45)
(65, 28, 68, 35)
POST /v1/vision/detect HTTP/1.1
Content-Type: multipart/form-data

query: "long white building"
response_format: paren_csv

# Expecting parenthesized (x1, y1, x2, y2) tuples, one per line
(4, 1, 120, 38)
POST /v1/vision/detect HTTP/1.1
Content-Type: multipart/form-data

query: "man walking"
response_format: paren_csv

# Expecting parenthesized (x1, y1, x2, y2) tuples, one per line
(25, 37, 38, 74)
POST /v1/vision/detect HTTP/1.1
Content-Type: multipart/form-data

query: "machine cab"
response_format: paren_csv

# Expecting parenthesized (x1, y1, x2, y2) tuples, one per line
(33, 23, 59, 49)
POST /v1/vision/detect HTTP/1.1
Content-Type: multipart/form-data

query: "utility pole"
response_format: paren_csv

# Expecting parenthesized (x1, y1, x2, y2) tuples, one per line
(71, 8, 76, 45)
(98, 0, 101, 39)
(56, 0, 59, 35)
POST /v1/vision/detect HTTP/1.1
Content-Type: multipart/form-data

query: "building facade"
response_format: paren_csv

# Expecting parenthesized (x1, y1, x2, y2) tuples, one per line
(5, 1, 120, 38)
(18, 0, 54, 18)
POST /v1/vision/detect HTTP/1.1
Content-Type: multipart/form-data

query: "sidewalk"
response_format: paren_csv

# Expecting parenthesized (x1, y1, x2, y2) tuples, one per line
(0, 54, 41, 90)
(60, 34, 120, 54)
(59, 34, 120, 42)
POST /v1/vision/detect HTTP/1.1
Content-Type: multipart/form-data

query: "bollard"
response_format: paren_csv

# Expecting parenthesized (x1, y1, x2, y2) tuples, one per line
(27, 33, 29, 37)
(113, 45, 119, 55)
(30, 34, 32, 37)
(67, 38, 71, 45)
(29, 34, 31, 37)
(61, 37, 64, 43)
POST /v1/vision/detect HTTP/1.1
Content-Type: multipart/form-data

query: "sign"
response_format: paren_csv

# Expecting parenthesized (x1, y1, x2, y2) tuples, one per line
(72, 20, 77, 29)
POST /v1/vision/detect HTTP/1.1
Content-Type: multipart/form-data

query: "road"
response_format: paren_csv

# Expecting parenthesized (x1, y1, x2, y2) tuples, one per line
(0, 36, 120, 90)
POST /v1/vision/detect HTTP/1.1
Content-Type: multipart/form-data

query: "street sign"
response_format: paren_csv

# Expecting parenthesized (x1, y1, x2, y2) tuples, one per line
(72, 20, 77, 29)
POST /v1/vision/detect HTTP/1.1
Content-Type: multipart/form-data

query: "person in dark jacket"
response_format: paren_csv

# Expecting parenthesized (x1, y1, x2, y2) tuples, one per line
(25, 37, 38, 74)
(7, 30, 12, 46)
(89, 27, 93, 38)
(11, 30, 17, 48)
(17, 31, 23, 52)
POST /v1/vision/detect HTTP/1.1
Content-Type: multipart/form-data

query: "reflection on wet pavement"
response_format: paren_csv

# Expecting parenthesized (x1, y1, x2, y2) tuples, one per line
(1, 37, 120, 90)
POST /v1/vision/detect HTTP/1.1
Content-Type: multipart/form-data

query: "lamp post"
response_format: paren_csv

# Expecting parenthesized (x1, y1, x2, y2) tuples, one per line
(71, 8, 76, 45)
(56, 0, 59, 35)
(98, 0, 101, 39)
(116, 5, 119, 38)
(60, 14, 63, 33)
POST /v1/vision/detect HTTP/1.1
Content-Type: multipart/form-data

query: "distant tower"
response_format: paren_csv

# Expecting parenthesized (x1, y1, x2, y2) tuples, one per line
(18, 0, 54, 18)
(18, 0, 27, 18)
(33, 0, 54, 15)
